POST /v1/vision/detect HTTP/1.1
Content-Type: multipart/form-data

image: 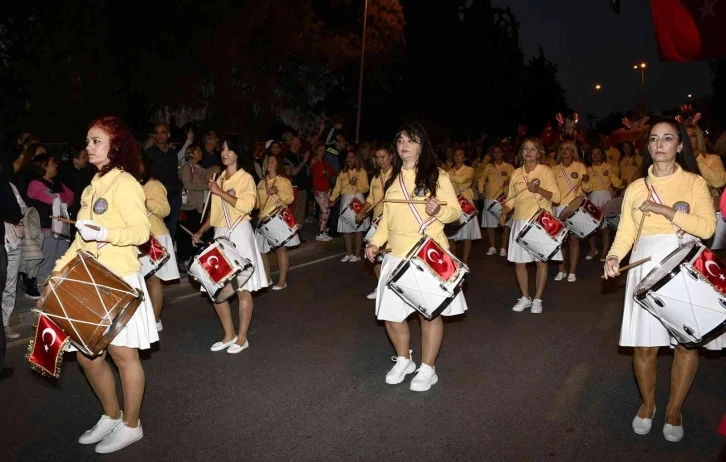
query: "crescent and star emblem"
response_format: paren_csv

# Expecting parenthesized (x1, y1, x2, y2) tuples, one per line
(705, 260, 725, 280)
(541, 216, 552, 227)
(42, 328, 57, 352)
(207, 255, 220, 269)
(426, 248, 444, 265)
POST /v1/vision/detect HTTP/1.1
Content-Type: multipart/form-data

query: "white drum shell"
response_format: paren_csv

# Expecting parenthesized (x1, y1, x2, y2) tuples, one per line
(257, 208, 300, 249)
(188, 237, 253, 303)
(515, 212, 569, 261)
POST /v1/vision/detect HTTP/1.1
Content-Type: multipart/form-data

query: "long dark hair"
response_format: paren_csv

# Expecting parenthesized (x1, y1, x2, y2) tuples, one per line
(642, 118, 698, 175)
(223, 134, 259, 183)
(583, 145, 605, 167)
(139, 152, 155, 185)
(392, 122, 440, 196)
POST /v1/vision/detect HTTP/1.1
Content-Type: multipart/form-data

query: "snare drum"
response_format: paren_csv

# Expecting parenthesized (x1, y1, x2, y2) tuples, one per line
(340, 196, 367, 230)
(457, 195, 478, 225)
(138, 235, 170, 278)
(364, 215, 382, 244)
(37, 252, 144, 356)
(515, 209, 569, 261)
(558, 196, 603, 239)
(188, 237, 254, 303)
(486, 193, 513, 227)
(257, 206, 300, 249)
(386, 236, 469, 320)
(634, 241, 726, 347)
(603, 196, 624, 229)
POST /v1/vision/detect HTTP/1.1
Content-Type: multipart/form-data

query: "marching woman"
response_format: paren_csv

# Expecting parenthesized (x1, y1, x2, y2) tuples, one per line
(192, 135, 268, 353)
(138, 153, 180, 331)
(500, 137, 561, 314)
(685, 123, 726, 197)
(478, 144, 514, 257)
(583, 145, 622, 261)
(330, 150, 369, 262)
(552, 140, 591, 283)
(357, 143, 394, 300)
(50, 116, 155, 453)
(604, 119, 717, 442)
(255, 152, 299, 290)
(618, 140, 644, 189)
(365, 122, 465, 392)
(447, 147, 481, 265)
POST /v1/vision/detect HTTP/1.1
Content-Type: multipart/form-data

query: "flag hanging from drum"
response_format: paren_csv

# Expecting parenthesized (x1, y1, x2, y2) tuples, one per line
(27, 313, 70, 378)
(280, 206, 297, 229)
(199, 246, 234, 283)
(416, 239, 457, 281)
(536, 210, 565, 237)
(457, 195, 477, 216)
(692, 248, 726, 295)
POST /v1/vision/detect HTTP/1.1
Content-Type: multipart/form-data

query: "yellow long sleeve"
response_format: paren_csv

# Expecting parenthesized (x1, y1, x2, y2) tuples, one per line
(209, 169, 256, 227)
(143, 180, 170, 236)
(477, 161, 514, 200)
(329, 168, 369, 201)
(553, 161, 588, 206)
(447, 165, 475, 200)
(619, 155, 644, 187)
(697, 153, 726, 189)
(256, 176, 294, 219)
(506, 164, 560, 220)
(365, 169, 392, 218)
(584, 163, 622, 191)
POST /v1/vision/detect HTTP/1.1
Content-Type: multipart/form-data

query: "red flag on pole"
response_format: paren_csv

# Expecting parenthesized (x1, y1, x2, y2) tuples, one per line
(27, 313, 70, 378)
(652, 0, 726, 62)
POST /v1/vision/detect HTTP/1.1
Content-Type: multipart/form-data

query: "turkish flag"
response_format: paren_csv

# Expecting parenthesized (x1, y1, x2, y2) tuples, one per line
(692, 248, 726, 295)
(139, 235, 167, 262)
(199, 246, 234, 283)
(583, 200, 604, 221)
(416, 238, 457, 282)
(349, 197, 364, 213)
(652, 0, 726, 62)
(27, 314, 70, 378)
(279, 206, 297, 229)
(457, 195, 477, 216)
(536, 210, 565, 237)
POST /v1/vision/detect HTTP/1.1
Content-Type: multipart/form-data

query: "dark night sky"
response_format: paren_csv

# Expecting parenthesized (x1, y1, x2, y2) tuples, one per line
(491, 0, 712, 118)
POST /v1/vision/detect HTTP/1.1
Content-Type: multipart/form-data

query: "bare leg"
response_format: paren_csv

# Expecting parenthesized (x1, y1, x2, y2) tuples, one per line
(514, 263, 529, 298)
(385, 320, 411, 357)
(276, 247, 289, 287)
(633, 347, 658, 418)
(420, 314, 443, 366)
(343, 233, 352, 255)
(588, 234, 598, 256)
(503, 227, 511, 251)
(77, 351, 121, 420)
(236, 290, 254, 345)
(145, 275, 163, 322)
(569, 236, 580, 274)
(260, 252, 271, 283)
(212, 300, 236, 343)
(665, 345, 699, 425)
(534, 261, 548, 299)
(108, 346, 144, 428)
(374, 263, 381, 280)
(354, 232, 363, 256)
(462, 239, 472, 265)
(602, 228, 612, 256)
(558, 243, 568, 274)
(487, 228, 496, 249)
(448, 239, 457, 258)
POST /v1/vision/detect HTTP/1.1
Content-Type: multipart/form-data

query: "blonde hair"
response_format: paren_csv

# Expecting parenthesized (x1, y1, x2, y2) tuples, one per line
(556, 140, 580, 163)
(518, 136, 545, 161)
(684, 123, 706, 154)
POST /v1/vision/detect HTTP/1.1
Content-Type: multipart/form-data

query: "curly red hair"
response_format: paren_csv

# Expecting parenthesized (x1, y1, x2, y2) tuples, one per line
(88, 116, 142, 178)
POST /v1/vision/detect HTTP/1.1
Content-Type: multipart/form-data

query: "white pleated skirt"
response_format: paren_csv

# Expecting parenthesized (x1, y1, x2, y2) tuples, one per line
(214, 222, 269, 293)
(254, 229, 300, 254)
(588, 190, 612, 229)
(450, 216, 482, 241)
(481, 198, 500, 228)
(619, 234, 726, 350)
(338, 193, 369, 233)
(375, 254, 468, 323)
(139, 233, 180, 281)
(507, 218, 563, 263)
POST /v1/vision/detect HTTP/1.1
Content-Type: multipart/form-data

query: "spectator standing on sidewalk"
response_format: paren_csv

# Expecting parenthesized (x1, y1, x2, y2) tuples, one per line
(285, 137, 311, 228)
(145, 123, 183, 240)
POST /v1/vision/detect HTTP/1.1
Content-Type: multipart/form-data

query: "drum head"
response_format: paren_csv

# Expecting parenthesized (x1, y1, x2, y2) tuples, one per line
(634, 241, 700, 296)
(603, 197, 624, 217)
(558, 196, 585, 221)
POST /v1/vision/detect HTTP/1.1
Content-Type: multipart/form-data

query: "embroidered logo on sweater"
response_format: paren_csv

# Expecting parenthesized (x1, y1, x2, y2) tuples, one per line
(93, 198, 108, 214)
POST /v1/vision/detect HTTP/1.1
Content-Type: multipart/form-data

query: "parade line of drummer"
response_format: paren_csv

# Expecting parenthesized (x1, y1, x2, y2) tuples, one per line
(27, 116, 726, 453)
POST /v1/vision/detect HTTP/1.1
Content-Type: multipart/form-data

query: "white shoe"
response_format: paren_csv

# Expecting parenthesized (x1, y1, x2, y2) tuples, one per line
(95, 421, 143, 454)
(486, 247, 496, 256)
(410, 363, 438, 392)
(156, 320, 163, 332)
(567, 273, 577, 282)
(366, 290, 377, 300)
(227, 340, 249, 354)
(531, 298, 543, 314)
(554, 271, 567, 281)
(340, 255, 351, 262)
(500, 248, 507, 257)
(316, 233, 328, 242)
(322, 233, 333, 241)
(663, 414, 684, 442)
(512, 297, 532, 312)
(349, 256, 361, 262)
(385, 350, 416, 384)
(211, 336, 238, 352)
(4, 326, 20, 339)
(632, 406, 656, 435)
(78, 412, 124, 444)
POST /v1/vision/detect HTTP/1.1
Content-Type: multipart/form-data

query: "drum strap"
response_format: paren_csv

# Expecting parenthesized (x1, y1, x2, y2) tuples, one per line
(523, 174, 542, 205)
(262, 176, 280, 210)
(646, 180, 685, 237)
(398, 173, 436, 234)
(492, 164, 504, 188)
(561, 167, 575, 192)
(592, 166, 608, 188)
(220, 177, 245, 232)
(347, 170, 360, 195)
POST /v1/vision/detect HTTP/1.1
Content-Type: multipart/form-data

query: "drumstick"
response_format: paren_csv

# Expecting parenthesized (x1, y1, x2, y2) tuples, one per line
(601, 257, 651, 279)
(568, 180, 583, 194)
(200, 173, 216, 223)
(384, 199, 448, 206)
(51, 216, 100, 231)
(359, 197, 384, 218)
(632, 211, 648, 252)
(501, 179, 540, 204)
(178, 224, 196, 238)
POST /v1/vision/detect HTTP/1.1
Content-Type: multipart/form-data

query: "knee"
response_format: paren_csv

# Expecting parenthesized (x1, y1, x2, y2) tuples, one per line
(634, 346, 658, 360)
(109, 347, 139, 369)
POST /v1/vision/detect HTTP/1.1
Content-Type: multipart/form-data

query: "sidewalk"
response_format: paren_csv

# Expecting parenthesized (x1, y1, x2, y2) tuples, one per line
(7, 220, 343, 331)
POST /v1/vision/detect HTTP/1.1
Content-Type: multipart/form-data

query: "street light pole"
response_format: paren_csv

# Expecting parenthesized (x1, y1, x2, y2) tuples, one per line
(354, 0, 369, 144)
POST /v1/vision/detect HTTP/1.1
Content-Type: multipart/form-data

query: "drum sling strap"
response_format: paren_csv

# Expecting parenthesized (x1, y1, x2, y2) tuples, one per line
(561, 166, 577, 194)
(492, 163, 506, 195)
(645, 177, 685, 242)
(592, 166, 608, 189)
(399, 173, 436, 235)
(220, 176, 246, 232)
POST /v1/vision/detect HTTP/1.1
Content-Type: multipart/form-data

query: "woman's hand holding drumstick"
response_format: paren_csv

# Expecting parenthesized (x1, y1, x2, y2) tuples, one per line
(364, 244, 391, 263)
(602, 256, 651, 279)
(200, 173, 217, 223)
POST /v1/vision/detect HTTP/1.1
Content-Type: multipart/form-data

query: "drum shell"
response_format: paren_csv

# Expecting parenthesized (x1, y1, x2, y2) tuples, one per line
(559, 197, 603, 239)
(257, 206, 299, 249)
(189, 237, 253, 303)
(515, 210, 568, 261)
(139, 236, 170, 278)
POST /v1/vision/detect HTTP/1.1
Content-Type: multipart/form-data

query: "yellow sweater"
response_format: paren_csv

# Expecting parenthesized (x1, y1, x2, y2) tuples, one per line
(696, 153, 726, 192)
(330, 168, 369, 201)
(619, 154, 644, 187)
(54, 169, 151, 276)
(606, 147, 621, 166)
(369, 168, 461, 258)
(553, 161, 590, 206)
(365, 168, 392, 218)
(447, 165, 475, 200)
(585, 163, 622, 191)
(209, 169, 256, 228)
(506, 164, 560, 221)
(143, 179, 170, 236)
(608, 165, 716, 261)
(256, 176, 294, 219)
(477, 161, 515, 200)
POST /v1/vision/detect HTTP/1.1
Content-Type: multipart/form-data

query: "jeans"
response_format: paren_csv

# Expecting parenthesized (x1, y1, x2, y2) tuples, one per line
(165, 193, 182, 241)
(37, 230, 69, 288)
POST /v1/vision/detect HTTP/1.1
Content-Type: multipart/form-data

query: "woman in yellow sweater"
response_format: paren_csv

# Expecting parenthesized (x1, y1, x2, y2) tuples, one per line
(618, 140, 644, 189)
(583, 145, 622, 261)
(365, 122, 465, 392)
(478, 144, 514, 256)
(255, 152, 299, 290)
(192, 135, 268, 354)
(552, 141, 591, 283)
(500, 137, 561, 314)
(51, 116, 154, 453)
(604, 120, 717, 442)
(330, 150, 369, 262)
(139, 154, 179, 332)
(447, 147, 481, 265)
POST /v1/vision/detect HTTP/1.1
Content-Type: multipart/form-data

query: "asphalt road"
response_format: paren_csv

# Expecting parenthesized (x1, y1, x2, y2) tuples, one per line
(2, 241, 726, 461)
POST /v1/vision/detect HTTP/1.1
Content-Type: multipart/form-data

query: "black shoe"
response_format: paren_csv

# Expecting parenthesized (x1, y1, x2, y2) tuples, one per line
(25, 284, 41, 299)
(0, 368, 14, 380)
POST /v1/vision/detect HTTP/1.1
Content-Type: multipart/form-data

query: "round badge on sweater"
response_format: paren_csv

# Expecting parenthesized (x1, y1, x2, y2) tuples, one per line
(603, 170, 609, 176)
(501, 171, 508, 177)
(633, 162, 638, 167)
(571, 172, 579, 179)
(227, 189, 236, 196)
(673, 201, 690, 213)
(93, 198, 108, 214)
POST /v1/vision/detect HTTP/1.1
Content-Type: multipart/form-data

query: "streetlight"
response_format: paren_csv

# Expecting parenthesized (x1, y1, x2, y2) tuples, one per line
(633, 62, 647, 88)
(354, 0, 369, 144)
(687, 94, 693, 98)
(595, 83, 602, 91)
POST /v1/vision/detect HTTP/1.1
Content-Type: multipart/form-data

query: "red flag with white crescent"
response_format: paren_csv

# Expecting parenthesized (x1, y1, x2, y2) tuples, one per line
(27, 313, 70, 378)
(279, 206, 297, 229)
(457, 195, 477, 216)
(349, 197, 364, 213)
(583, 200, 604, 221)
(416, 239, 457, 281)
(139, 235, 167, 261)
(199, 246, 234, 283)
(536, 210, 565, 237)
(692, 248, 726, 295)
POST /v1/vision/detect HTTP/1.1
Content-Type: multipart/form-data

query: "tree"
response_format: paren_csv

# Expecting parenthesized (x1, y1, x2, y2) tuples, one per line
(520, 47, 568, 134)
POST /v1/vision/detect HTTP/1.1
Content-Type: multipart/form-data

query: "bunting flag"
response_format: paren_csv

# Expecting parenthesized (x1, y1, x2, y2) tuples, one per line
(652, 0, 726, 62)
(26, 313, 70, 378)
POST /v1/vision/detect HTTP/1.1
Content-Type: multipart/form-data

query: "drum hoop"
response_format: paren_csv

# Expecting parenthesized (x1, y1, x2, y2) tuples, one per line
(559, 196, 585, 220)
(633, 241, 700, 298)
(402, 236, 465, 285)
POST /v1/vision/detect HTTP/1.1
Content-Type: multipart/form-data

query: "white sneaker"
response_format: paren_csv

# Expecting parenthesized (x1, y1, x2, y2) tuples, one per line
(156, 321, 163, 332)
(567, 273, 577, 282)
(78, 412, 124, 444)
(94, 421, 143, 454)
(554, 272, 567, 281)
(410, 363, 438, 392)
(316, 234, 328, 242)
(500, 248, 507, 257)
(340, 255, 351, 262)
(512, 297, 532, 312)
(366, 290, 377, 300)
(385, 350, 416, 384)
(322, 233, 333, 241)
(349, 255, 361, 262)
(531, 298, 543, 314)
(486, 247, 496, 256)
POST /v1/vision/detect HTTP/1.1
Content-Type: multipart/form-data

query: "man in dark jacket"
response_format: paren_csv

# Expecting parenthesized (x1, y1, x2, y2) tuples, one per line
(145, 123, 183, 240)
